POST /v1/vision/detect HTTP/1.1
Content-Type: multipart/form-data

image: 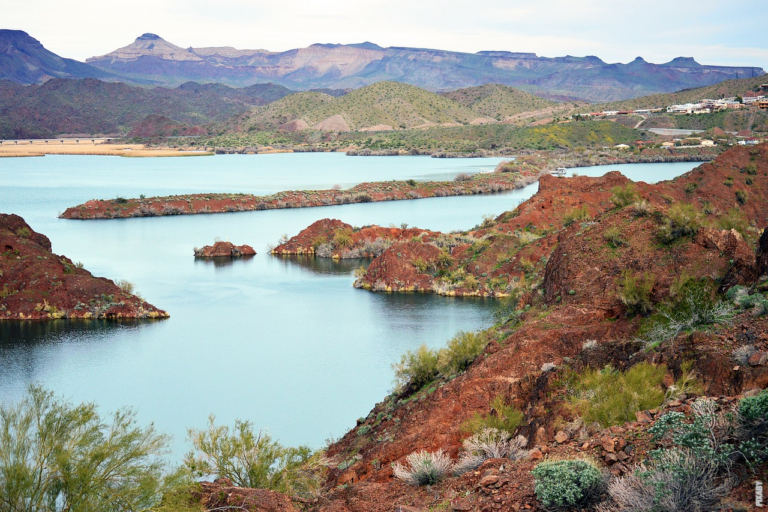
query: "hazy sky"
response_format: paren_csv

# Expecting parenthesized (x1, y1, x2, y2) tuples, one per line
(3, 0, 767, 68)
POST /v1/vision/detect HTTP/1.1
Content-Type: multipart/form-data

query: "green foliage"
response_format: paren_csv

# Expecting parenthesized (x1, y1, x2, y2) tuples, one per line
(610, 184, 640, 208)
(617, 271, 655, 316)
(658, 203, 702, 244)
(0, 385, 170, 511)
(735, 190, 748, 205)
(332, 229, 353, 249)
(184, 416, 322, 497)
(392, 449, 453, 486)
(462, 395, 524, 434)
(393, 331, 490, 392)
(437, 331, 488, 376)
(603, 226, 626, 248)
(15, 227, 30, 238)
(393, 344, 440, 391)
(116, 279, 136, 295)
(570, 363, 667, 427)
(563, 205, 591, 227)
(642, 279, 734, 346)
(531, 459, 604, 510)
(716, 207, 749, 237)
(412, 257, 430, 274)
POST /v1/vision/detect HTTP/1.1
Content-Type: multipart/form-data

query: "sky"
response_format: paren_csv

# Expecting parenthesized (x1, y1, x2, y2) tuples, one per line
(3, 0, 767, 68)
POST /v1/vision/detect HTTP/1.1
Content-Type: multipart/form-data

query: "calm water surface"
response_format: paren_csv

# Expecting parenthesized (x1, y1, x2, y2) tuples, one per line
(0, 153, 700, 457)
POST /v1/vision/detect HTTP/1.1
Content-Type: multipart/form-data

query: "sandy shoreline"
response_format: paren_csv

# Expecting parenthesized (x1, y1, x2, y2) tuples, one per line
(0, 140, 213, 158)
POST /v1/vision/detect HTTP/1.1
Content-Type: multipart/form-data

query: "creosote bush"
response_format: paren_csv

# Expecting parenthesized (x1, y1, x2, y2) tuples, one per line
(610, 184, 639, 208)
(462, 395, 524, 434)
(392, 449, 453, 486)
(617, 271, 654, 316)
(563, 205, 591, 227)
(658, 203, 702, 244)
(393, 331, 489, 392)
(569, 363, 667, 428)
(116, 279, 136, 295)
(531, 458, 605, 510)
(603, 226, 626, 248)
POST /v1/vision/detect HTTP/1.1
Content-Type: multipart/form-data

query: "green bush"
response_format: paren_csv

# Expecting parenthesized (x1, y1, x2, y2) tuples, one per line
(437, 331, 488, 376)
(658, 203, 702, 244)
(617, 271, 654, 316)
(736, 190, 748, 205)
(716, 207, 749, 237)
(610, 184, 640, 208)
(570, 363, 666, 427)
(392, 344, 439, 391)
(563, 205, 591, 227)
(462, 395, 524, 434)
(532, 459, 604, 510)
(185, 416, 323, 497)
(738, 389, 768, 445)
(333, 229, 353, 249)
(0, 385, 171, 511)
(603, 226, 626, 248)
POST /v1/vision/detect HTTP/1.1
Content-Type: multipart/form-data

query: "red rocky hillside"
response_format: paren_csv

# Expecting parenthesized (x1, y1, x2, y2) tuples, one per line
(0, 214, 168, 320)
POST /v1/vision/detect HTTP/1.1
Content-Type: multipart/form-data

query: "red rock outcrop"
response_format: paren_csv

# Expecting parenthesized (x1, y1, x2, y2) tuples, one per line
(193, 481, 298, 511)
(0, 214, 169, 320)
(194, 241, 256, 258)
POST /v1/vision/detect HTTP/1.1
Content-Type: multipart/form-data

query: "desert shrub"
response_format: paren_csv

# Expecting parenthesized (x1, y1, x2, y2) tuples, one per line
(462, 395, 524, 434)
(116, 279, 136, 295)
(454, 172, 472, 182)
(745, 164, 757, 175)
(664, 361, 704, 401)
(0, 385, 170, 511)
(570, 363, 666, 427)
(563, 205, 591, 227)
(617, 271, 654, 316)
(392, 344, 439, 391)
(735, 190, 748, 205)
(532, 459, 605, 510)
(315, 243, 333, 258)
(115, 196, 128, 204)
(333, 229, 353, 249)
(436, 250, 454, 269)
(392, 450, 452, 486)
(437, 331, 488, 377)
(406, 179, 417, 187)
(363, 238, 393, 257)
(631, 200, 653, 217)
(658, 203, 702, 243)
(603, 226, 626, 248)
(737, 390, 768, 461)
(185, 416, 321, 496)
(716, 207, 749, 237)
(611, 184, 639, 208)
(353, 192, 372, 203)
(733, 344, 758, 365)
(462, 274, 479, 289)
(642, 280, 734, 346)
(606, 449, 732, 512)
(516, 230, 542, 245)
(454, 428, 529, 475)
(412, 257, 430, 274)
(353, 266, 367, 279)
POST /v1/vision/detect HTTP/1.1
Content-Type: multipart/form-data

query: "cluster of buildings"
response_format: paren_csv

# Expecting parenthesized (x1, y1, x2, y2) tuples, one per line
(576, 84, 768, 118)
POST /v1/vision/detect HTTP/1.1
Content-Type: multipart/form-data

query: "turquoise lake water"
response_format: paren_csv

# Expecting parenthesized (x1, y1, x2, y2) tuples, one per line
(0, 153, 700, 457)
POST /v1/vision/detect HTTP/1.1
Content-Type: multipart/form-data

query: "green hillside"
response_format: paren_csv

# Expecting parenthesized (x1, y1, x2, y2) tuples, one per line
(231, 81, 482, 132)
(440, 83, 557, 120)
(581, 74, 768, 112)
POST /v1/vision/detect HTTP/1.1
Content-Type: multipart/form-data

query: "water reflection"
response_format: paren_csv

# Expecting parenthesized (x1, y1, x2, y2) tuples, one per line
(193, 255, 256, 268)
(0, 319, 161, 348)
(275, 255, 370, 275)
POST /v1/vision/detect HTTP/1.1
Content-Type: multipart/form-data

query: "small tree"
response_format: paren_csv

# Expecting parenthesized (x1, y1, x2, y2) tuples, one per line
(0, 385, 170, 511)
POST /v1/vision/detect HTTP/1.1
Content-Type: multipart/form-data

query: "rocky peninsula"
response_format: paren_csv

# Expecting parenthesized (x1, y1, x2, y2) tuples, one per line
(0, 214, 168, 320)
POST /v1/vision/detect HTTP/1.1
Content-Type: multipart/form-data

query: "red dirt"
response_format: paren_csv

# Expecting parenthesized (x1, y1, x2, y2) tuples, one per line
(194, 241, 256, 258)
(0, 214, 169, 320)
(59, 171, 537, 220)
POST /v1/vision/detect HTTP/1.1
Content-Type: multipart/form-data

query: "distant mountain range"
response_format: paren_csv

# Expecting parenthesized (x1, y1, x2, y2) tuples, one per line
(0, 30, 763, 102)
(0, 78, 294, 138)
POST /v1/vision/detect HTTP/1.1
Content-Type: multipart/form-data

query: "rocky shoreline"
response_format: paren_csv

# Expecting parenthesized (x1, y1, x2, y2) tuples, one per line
(59, 170, 538, 220)
(0, 214, 169, 320)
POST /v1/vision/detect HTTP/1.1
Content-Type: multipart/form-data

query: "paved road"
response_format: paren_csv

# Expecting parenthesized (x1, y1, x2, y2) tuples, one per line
(647, 128, 705, 136)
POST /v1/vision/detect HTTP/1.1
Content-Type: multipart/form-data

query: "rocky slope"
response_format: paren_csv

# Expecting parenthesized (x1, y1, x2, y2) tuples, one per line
(84, 34, 765, 102)
(0, 214, 168, 320)
(188, 144, 768, 510)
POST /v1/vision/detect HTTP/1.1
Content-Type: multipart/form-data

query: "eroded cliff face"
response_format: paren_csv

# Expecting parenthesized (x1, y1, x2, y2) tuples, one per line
(0, 214, 168, 320)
